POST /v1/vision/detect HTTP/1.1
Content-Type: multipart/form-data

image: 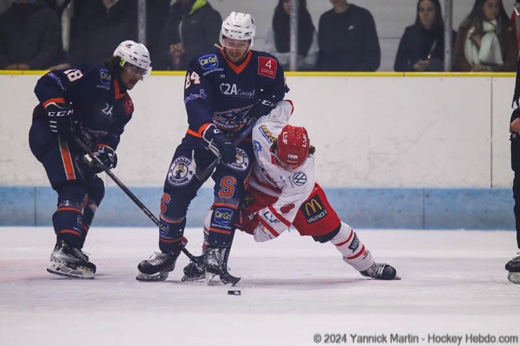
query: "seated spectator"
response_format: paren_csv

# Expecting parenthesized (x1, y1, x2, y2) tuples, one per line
(453, 0, 516, 72)
(264, 0, 318, 71)
(394, 0, 456, 72)
(0, 0, 62, 70)
(52, 0, 138, 69)
(317, 0, 380, 72)
(157, 0, 221, 70)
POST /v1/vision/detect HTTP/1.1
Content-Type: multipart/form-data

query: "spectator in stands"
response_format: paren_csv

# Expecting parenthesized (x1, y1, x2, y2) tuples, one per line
(265, 0, 318, 71)
(0, 0, 62, 70)
(52, 0, 138, 69)
(157, 0, 221, 70)
(453, 0, 516, 72)
(394, 0, 456, 72)
(317, 0, 380, 72)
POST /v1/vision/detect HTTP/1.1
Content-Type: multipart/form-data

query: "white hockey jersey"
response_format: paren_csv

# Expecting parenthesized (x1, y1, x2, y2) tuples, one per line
(249, 100, 316, 241)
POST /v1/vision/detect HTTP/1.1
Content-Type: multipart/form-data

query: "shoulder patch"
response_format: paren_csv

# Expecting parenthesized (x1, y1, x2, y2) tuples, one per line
(99, 68, 111, 87)
(258, 56, 277, 79)
(199, 54, 219, 70)
(122, 94, 134, 115)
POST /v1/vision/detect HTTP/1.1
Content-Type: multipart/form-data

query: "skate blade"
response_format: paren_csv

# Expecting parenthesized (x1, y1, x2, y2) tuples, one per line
(47, 263, 94, 279)
(135, 271, 169, 282)
(181, 274, 206, 282)
(507, 272, 520, 284)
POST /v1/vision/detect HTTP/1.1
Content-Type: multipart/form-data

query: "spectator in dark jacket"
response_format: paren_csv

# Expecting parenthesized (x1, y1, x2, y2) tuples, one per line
(0, 0, 62, 70)
(394, 0, 456, 72)
(62, 0, 137, 68)
(157, 0, 221, 70)
(317, 0, 380, 71)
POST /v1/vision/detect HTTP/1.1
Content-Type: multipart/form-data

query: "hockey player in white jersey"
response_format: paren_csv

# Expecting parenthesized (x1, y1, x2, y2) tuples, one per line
(183, 100, 398, 281)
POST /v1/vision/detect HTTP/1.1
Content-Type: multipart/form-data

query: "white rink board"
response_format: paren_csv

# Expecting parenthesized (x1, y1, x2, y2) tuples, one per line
(0, 74, 514, 188)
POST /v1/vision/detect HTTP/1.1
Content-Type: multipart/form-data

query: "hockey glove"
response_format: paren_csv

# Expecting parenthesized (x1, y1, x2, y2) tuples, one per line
(250, 96, 277, 120)
(46, 102, 75, 141)
(202, 124, 236, 164)
(234, 210, 259, 235)
(91, 144, 117, 173)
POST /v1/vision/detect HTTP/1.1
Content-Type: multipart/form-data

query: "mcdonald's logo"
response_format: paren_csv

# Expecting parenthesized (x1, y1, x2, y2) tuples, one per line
(304, 198, 323, 215)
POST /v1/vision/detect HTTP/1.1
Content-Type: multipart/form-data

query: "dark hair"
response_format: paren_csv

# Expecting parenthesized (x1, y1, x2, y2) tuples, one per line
(415, 0, 445, 33)
(104, 56, 124, 77)
(272, 0, 315, 56)
(462, 0, 511, 34)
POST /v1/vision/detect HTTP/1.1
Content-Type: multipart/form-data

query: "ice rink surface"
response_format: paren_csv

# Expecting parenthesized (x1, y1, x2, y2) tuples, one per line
(0, 226, 519, 346)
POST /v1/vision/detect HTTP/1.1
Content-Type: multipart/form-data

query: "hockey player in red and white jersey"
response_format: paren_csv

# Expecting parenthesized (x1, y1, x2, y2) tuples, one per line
(183, 100, 398, 281)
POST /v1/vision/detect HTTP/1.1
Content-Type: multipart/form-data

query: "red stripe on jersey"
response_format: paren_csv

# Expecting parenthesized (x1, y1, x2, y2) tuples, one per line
(334, 230, 354, 247)
(258, 217, 280, 238)
(267, 205, 292, 227)
(159, 236, 185, 244)
(59, 141, 76, 180)
(208, 227, 232, 235)
(220, 48, 252, 74)
(346, 245, 366, 260)
(43, 97, 66, 108)
(58, 229, 82, 237)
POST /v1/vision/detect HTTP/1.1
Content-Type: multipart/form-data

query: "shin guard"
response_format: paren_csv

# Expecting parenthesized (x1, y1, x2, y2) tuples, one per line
(329, 222, 373, 272)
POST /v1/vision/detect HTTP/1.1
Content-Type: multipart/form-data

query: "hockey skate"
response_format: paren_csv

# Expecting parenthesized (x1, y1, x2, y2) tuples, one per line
(136, 251, 181, 282)
(360, 262, 399, 280)
(47, 240, 96, 279)
(505, 253, 520, 284)
(203, 247, 241, 286)
(181, 261, 206, 282)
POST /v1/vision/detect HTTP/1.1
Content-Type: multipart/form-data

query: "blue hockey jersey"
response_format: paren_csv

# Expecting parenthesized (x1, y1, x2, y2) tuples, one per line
(183, 47, 288, 137)
(33, 64, 134, 150)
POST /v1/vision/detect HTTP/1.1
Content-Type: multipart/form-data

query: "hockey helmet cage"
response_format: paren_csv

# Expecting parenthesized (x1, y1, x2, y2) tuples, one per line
(113, 40, 152, 74)
(219, 11, 256, 48)
(274, 125, 310, 168)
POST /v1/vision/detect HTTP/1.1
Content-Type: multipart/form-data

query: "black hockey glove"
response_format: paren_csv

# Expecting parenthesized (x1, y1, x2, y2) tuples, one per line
(203, 124, 236, 164)
(46, 102, 75, 141)
(250, 96, 277, 120)
(91, 144, 117, 172)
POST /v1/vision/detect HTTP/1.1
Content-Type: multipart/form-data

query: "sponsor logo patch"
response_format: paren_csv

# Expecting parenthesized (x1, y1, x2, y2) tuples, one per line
(292, 172, 307, 186)
(167, 156, 194, 186)
(280, 204, 295, 214)
(184, 88, 207, 103)
(199, 54, 218, 70)
(258, 56, 277, 79)
(302, 196, 328, 223)
(99, 69, 111, 87)
(212, 207, 233, 227)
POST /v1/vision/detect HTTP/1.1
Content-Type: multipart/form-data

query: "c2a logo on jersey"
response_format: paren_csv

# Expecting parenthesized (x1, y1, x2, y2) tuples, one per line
(199, 54, 218, 70)
(258, 56, 277, 79)
(301, 196, 328, 223)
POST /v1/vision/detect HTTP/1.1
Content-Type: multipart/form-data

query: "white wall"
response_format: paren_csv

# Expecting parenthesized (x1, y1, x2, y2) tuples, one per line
(0, 72, 514, 189)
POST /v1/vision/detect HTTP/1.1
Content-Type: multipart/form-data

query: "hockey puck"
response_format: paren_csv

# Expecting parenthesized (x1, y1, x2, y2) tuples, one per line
(227, 290, 241, 296)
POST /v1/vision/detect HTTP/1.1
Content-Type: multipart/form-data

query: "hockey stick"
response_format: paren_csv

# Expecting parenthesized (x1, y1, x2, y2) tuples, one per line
(195, 117, 257, 181)
(73, 137, 202, 265)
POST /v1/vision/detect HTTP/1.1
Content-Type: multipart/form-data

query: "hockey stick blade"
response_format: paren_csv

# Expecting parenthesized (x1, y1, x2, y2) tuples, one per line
(220, 271, 241, 286)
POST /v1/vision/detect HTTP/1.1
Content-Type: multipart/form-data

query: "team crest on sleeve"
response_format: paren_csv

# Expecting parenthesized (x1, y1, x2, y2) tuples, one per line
(226, 148, 249, 171)
(258, 56, 277, 79)
(98, 68, 111, 89)
(199, 54, 219, 70)
(167, 156, 195, 186)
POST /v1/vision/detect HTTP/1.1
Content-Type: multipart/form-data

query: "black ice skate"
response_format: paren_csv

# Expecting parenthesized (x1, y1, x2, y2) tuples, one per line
(181, 261, 206, 282)
(136, 251, 181, 282)
(203, 247, 240, 286)
(360, 262, 399, 280)
(47, 240, 96, 279)
(505, 253, 520, 284)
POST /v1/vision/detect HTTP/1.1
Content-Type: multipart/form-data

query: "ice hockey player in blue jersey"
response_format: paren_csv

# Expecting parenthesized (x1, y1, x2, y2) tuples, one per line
(136, 11, 288, 282)
(29, 40, 151, 279)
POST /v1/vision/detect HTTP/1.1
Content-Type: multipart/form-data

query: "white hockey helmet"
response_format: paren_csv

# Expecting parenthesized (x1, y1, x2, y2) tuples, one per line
(113, 40, 151, 72)
(219, 11, 256, 49)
